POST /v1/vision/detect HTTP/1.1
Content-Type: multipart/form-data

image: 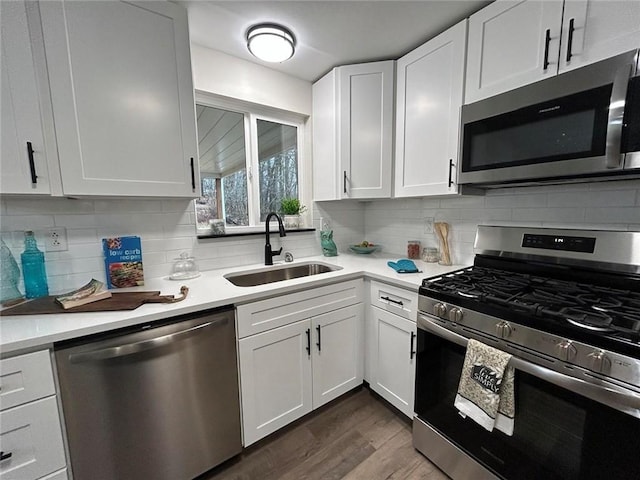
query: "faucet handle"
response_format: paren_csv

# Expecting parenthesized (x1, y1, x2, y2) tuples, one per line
(274, 247, 283, 256)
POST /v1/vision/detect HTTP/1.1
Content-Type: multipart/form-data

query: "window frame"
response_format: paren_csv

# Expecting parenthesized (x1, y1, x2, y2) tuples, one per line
(195, 91, 308, 234)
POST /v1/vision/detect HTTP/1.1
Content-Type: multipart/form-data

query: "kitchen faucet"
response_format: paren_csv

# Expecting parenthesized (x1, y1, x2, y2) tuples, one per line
(265, 212, 286, 265)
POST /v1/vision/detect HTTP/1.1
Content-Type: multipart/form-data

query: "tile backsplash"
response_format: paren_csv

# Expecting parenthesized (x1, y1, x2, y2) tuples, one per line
(2, 178, 639, 293)
(361, 179, 640, 266)
(0, 198, 321, 294)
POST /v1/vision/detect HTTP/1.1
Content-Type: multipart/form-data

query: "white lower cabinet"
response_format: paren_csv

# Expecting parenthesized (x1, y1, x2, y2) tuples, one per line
(238, 281, 364, 446)
(369, 307, 416, 418)
(0, 351, 67, 480)
(239, 319, 313, 447)
(367, 281, 418, 418)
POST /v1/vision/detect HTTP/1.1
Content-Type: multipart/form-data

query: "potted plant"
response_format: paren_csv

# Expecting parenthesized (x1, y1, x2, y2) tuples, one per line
(280, 198, 307, 229)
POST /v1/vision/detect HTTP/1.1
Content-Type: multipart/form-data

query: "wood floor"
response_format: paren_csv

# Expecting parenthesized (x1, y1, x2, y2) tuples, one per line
(199, 387, 449, 480)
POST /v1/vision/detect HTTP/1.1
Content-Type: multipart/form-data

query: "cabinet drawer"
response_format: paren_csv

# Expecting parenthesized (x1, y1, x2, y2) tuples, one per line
(237, 279, 364, 338)
(0, 397, 66, 480)
(370, 281, 418, 321)
(0, 351, 55, 411)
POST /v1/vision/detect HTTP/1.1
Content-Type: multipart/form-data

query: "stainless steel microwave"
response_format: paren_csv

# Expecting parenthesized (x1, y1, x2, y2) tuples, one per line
(459, 49, 640, 187)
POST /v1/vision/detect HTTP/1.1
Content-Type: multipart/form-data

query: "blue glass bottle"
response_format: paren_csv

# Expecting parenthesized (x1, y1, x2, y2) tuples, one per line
(21, 231, 49, 298)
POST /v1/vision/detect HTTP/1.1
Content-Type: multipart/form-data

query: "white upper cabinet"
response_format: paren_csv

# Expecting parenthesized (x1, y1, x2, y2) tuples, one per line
(1, 1, 58, 195)
(466, 0, 563, 103)
(466, 0, 640, 104)
(394, 20, 467, 197)
(559, 1, 640, 73)
(312, 61, 394, 200)
(39, 0, 200, 197)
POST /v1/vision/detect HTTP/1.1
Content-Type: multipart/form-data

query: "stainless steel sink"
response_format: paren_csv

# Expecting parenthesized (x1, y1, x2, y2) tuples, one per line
(224, 262, 342, 287)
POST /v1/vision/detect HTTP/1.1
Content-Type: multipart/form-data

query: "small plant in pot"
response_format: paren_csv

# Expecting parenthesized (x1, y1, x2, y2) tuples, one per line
(280, 198, 307, 229)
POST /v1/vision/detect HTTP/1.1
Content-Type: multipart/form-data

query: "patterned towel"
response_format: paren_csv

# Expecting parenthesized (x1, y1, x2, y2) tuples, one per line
(454, 339, 515, 436)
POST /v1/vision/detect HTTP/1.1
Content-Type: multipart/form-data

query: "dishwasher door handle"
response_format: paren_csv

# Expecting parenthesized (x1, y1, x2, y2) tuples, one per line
(69, 318, 227, 363)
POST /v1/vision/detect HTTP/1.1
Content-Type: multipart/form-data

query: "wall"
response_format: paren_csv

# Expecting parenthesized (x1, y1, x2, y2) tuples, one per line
(0, 197, 320, 294)
(362, 179, 640, 266)
(191, 44, 312, 116)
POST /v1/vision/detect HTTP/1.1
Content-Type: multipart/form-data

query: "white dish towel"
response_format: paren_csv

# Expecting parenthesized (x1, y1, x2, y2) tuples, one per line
(454, 338, 515, 436)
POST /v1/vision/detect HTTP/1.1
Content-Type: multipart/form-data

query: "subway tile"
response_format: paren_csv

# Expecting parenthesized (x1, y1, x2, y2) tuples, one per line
(2, 215, 55, 231)
(585, 207, 640, 224)
(514, 207, 585, 223)
(4, 197, 94, 215)
(94, 199, 163, 213)
(547, 189, 636, 207)
(485, 193, 547, 208)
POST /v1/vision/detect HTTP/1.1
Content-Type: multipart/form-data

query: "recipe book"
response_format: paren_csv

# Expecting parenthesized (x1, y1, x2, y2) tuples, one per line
(55, 278, 112, 309)
(102, 236, 145, 289)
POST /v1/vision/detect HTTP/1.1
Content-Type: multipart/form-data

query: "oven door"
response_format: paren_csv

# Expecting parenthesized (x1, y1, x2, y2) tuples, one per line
(414, 314, 640, 480)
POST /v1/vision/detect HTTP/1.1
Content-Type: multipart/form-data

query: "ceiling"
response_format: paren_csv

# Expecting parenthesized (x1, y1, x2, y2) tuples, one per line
(179, 1, 492, 82)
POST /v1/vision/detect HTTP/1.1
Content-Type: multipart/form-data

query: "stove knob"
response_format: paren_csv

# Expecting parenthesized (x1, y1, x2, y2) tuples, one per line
(448, 307, 464, 323)
(587, 350, 611, 373)
(495, 321, 513, 338)
(433, 302, 447, 318)
(554, 340, 577, 362)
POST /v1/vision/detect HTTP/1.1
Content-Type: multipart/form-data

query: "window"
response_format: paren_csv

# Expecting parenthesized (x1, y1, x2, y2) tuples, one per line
(194, 95, 306, 233)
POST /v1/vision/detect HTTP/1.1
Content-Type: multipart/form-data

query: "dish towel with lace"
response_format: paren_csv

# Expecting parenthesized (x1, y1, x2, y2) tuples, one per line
(454, 338, 515, 436)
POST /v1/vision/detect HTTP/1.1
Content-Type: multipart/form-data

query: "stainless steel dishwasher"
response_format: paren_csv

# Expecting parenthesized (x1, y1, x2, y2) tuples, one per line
(54, 306, 242, 480)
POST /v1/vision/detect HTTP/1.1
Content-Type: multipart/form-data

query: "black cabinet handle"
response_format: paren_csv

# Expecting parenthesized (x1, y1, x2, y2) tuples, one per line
(448, 159, 454, 188)
(410, 332, 416, 359)
(381, 295, 404, 307)
(306, 328, 311, 356)
(343, 171, 347, 194)
(316, 325, 321, 352)
(0, 451, 12, 462)
(27, 142, 37, 184)
(543, 29, 551, 70)
(566, 18, 575, 62)
(190, 157, 196, 190)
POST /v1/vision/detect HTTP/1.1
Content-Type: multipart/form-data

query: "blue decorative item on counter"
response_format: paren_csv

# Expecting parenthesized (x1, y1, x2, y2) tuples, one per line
(21, 231, 49, 299)
(1, 237, 23, 302)
(387, 259, 422, 274)
(320, 230, 338, 257)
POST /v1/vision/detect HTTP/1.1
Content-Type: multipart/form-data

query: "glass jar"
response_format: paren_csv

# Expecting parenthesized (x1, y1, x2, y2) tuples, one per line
(422, 247, 439, 263)
(407, 240, 421, 259)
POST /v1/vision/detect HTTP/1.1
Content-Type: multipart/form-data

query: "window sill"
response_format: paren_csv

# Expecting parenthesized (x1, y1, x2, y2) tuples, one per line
(197, 228, 316, 240)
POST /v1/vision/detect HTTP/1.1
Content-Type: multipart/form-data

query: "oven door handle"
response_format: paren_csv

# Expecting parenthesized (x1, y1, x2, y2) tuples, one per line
(417, 314, 640, 417)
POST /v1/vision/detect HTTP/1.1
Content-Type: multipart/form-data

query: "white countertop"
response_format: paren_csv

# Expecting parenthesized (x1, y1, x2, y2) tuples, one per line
(0, 253, 463, 355)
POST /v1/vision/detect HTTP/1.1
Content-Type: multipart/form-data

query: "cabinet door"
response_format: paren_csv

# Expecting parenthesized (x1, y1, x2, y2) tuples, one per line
(338, 61, 394, 199)
(465, 0, 564, 103)
(394, 20, 466, 197)
(312, 303, 363, 408)
(559, 0, 640, 73)
(1, 1, 53, 195)
(238, 319, 312, 446)
(369, 306, 416, 418)
(39, 1, 199, 197)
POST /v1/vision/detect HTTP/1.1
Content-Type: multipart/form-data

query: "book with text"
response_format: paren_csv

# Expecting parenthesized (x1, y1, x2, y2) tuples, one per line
(55, 278, 112, 309)
(102, 236, 145, 289)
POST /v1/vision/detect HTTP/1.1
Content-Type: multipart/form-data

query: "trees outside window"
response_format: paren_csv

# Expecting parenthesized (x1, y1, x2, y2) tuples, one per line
(195, 100, 305, 232)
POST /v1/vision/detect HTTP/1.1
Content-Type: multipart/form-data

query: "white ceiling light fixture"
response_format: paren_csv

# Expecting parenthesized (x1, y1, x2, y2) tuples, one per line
(246, 23, 296, 63)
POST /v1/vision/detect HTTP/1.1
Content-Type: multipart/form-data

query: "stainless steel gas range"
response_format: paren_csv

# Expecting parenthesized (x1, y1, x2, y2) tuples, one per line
(413, 225, 640, 480)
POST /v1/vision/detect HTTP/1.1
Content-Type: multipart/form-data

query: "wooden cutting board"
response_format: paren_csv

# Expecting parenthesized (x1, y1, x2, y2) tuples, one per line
(0, 289, 187, 316)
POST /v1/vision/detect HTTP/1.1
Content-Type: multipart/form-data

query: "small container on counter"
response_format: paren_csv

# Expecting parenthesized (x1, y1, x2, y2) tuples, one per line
(407, 240, 421, 259)
(422, 247, 439, 263)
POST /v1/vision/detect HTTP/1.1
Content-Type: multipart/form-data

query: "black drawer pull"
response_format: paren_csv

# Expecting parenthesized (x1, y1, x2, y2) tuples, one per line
(410, 332, 416, 359)
(543, 29, 551, 70)
(343, 170, 347, 194)
(0, 451, 12, 461)
(27, 142, 37, 184)
(306, 328, 311, 356)
(448, 158, 454, 187)
(381, 295, 404, 307)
